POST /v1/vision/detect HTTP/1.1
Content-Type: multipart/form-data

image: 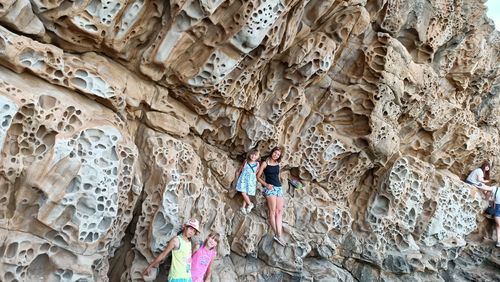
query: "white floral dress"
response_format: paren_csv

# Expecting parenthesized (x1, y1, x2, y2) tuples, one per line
(235, 162, 259, 196)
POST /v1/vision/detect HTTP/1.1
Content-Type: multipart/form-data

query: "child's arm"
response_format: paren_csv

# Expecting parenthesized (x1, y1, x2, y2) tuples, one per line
(192, 239, 201, 255)
(142, 237, 179, 277)
(203, 256, 215, 282)
(235, 160, 246, 178)
(475, 184, 493, 192)
(257, 161, 272, 189)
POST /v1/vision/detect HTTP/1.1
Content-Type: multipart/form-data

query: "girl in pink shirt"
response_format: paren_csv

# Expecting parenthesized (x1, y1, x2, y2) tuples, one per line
(191, 233, 219, 282)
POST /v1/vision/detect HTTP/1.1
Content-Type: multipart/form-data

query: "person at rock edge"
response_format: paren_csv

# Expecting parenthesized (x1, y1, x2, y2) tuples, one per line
(257, 146, 285, 246)
(191, 232, 219, 282)
(235, 148, 260, 214)
(466, 161, 493, 199)
(142, 218, 200, 281)
(474, 184, 500, 247)
(466, 161, 492, 188)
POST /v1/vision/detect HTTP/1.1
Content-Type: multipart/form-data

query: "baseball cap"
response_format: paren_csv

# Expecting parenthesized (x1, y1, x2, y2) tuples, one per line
(184, 218, 200, 232)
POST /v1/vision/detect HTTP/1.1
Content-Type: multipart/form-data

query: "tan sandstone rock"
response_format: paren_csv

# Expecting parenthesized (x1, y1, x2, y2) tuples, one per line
(0, 0, 499, 281)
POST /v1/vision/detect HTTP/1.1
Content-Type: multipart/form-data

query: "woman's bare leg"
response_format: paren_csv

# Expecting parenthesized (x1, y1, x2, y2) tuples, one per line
(495, 216, 500, 245)
(266, 196, 277, 234)
(275, 196, 284, 238)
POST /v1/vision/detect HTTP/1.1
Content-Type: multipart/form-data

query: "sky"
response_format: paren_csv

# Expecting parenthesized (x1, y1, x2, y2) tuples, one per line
(486, 0, 500, 30)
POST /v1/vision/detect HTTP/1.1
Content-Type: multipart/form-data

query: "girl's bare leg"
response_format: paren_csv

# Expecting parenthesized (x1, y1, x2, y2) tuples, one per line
(241, 192, 251, 207)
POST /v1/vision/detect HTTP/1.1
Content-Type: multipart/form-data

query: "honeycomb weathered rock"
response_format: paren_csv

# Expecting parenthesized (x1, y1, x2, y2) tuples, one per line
(0, 0, 498, 281)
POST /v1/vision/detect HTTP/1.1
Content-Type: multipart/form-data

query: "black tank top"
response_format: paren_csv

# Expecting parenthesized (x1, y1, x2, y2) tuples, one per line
(264, 162, 281, 186)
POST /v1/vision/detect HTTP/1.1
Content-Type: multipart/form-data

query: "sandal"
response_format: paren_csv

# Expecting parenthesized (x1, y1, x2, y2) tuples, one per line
(273, 236, 286, 246)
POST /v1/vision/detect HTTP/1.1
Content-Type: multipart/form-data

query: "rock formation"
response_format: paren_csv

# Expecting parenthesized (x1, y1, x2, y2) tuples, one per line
(0, 0, 499, 281)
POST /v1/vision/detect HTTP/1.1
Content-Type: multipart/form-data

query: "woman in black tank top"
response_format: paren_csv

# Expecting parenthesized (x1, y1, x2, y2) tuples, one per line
(257, 146, 285, 246)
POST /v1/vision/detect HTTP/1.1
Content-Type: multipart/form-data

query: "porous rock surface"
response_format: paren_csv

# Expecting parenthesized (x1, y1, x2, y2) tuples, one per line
(0, 0, 499, 281)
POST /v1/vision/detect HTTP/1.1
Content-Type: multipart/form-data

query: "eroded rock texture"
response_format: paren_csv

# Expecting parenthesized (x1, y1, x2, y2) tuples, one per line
(0, 0, 499, 281)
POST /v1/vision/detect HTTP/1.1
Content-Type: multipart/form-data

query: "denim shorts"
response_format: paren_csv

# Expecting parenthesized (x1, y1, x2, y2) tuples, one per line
(262, 185, 283, 197)
(495, 205, 500, 217)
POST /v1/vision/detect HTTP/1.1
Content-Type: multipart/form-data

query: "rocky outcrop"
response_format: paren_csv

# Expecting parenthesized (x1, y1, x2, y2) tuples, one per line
(0, 0, 499, 281)
(0, 67, 141, 280)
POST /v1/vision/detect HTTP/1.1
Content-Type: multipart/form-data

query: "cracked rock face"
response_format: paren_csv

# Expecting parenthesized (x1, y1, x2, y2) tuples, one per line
(0, 0, 499, 281)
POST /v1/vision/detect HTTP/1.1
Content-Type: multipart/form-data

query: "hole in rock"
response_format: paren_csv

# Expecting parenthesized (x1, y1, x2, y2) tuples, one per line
(371, 195, 390, 216)
(26, 254, 54, 280)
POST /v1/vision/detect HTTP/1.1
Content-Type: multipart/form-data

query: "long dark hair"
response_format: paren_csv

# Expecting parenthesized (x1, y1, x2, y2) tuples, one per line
(268, 146, 283, 162)
(481, 161, 490, 180)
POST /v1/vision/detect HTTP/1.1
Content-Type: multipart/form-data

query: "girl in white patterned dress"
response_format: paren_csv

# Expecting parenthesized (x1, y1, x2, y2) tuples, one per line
(235, 149, 260, 214)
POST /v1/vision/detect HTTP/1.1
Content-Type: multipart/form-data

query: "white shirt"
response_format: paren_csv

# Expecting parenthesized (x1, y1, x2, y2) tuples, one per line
(493, 187, 500, 204)
(466, 168, 484, 186)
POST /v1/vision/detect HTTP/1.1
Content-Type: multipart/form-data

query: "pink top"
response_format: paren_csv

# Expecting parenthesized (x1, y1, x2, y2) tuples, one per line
(191, 245, 216, 282)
